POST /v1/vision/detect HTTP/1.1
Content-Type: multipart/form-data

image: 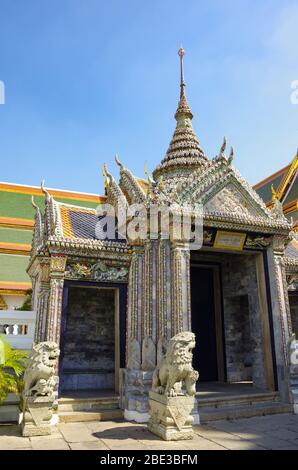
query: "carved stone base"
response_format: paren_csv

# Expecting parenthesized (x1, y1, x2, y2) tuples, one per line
(21, 396, 55, 437)
(148, 391, 195, 441)
(124, 409, 150, 423)
(120, 368, 153, 422)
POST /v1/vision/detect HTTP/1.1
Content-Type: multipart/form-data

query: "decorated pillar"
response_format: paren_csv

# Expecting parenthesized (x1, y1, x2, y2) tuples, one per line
(266, 235, 292, 402)
(34, 257, 51, 342)
(126, 245, 144, 369)
(171, 242, 191, 335)
(156, 239, 172, 363)
(124, 244, 150, 421)
(141, 240, 157, 371)
(46, 255, 67, 344)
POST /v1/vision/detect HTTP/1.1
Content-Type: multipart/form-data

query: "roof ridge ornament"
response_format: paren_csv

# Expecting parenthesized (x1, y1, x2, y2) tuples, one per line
(31, 195, 38, 211)
(41, 180, 51, 202)
(144, 161, 155, 185)
(220, 136, 227, 157)
(228, 146, 234, 165)
(115, 154, 123, 168)
(271, 184, 278, 202)
(102, 163, 110, 192)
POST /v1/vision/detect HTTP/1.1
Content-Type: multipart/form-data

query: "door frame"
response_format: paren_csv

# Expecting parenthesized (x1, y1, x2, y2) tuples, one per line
(190, 262, 226, 382)
(59, 280, 127, 395)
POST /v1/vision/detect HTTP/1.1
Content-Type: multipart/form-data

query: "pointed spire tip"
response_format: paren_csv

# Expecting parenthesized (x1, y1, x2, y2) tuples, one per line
(178, 47, 185, 58)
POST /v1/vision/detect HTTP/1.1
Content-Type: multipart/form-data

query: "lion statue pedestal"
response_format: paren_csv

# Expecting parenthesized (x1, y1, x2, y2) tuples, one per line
(148, 392, 195, 440)
(22, 396, 57, 437)
(21, 342, 60, 437)
(148, 331, 199, 441)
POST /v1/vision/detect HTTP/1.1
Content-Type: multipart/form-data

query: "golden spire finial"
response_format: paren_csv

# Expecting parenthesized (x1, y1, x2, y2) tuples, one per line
(178, 46, 185, 98)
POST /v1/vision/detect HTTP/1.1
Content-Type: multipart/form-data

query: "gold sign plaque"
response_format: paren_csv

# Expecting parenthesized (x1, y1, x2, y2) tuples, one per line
(213, 230, 246, 251)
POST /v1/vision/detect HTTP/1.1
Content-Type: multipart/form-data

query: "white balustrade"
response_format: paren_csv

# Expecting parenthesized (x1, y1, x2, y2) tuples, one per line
(0, 310, 36, 351)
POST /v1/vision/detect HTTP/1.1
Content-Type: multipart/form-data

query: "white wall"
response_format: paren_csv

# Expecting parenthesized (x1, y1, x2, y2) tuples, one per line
(0, 310, 36, 422)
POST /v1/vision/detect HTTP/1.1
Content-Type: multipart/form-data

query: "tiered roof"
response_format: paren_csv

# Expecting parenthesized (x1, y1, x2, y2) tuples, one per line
(0, 182, 104, 297)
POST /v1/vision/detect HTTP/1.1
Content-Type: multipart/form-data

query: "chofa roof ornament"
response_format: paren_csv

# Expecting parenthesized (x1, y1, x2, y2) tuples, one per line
(41, 179, 51, 202)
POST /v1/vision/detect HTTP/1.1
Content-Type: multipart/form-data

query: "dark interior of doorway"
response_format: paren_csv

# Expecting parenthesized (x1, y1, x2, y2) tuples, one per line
(190, 264, 224, 382)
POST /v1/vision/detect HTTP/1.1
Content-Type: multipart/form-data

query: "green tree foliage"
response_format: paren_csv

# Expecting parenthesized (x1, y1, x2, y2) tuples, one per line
(0, 336, 27, 402)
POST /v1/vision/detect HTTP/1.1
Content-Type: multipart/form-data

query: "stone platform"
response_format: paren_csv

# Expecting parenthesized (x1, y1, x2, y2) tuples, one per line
(148, 391, 195, 441)
(58, 389, 122, 423)
(197, 382, 292, 422)
(1, 414, 298, 450)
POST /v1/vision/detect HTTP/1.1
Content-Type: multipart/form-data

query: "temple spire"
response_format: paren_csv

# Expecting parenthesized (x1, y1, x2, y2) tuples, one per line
(178, 47, 185, 98)
(153, 48, 207, 180)
(175, 47, 193, 120)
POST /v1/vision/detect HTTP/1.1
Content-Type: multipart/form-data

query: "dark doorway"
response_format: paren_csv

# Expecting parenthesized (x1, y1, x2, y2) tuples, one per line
(289, 291, 298, 338)
(190, 265, 220, 382)
(60, 286, 115, 392)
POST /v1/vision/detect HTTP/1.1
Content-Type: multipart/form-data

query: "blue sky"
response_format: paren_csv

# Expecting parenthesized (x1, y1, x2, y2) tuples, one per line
(0, 0, 297, 194)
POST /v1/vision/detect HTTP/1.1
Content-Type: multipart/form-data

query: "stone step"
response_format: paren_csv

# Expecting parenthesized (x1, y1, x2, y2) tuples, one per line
(199, 401, 293, 423)
(197, 392, 280, 409)
(59, 409, 123, 423)
(58, 396, 120, 413)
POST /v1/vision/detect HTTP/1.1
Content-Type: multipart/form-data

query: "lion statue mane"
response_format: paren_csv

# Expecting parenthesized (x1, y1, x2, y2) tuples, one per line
(152, 331, 199, 397)
(23, 341, 60, 398)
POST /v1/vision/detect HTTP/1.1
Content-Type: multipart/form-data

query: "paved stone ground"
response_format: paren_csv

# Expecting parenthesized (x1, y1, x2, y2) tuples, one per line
(0, 414, 298, 450)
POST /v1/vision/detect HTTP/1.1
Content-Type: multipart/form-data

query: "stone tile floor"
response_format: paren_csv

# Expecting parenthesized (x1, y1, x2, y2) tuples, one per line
(0, 414, 298, 450)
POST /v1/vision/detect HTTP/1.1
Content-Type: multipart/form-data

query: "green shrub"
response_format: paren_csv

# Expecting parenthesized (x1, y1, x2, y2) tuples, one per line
(0, 336, 28, 402)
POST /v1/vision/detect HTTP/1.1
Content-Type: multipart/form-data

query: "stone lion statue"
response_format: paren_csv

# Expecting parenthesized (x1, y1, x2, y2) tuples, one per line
(152, 331, 199, 397)
(23, 342, 60, 398)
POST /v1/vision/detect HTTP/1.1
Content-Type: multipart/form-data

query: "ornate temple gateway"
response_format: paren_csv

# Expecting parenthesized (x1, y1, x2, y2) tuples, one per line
(28, 50, 298, 425)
